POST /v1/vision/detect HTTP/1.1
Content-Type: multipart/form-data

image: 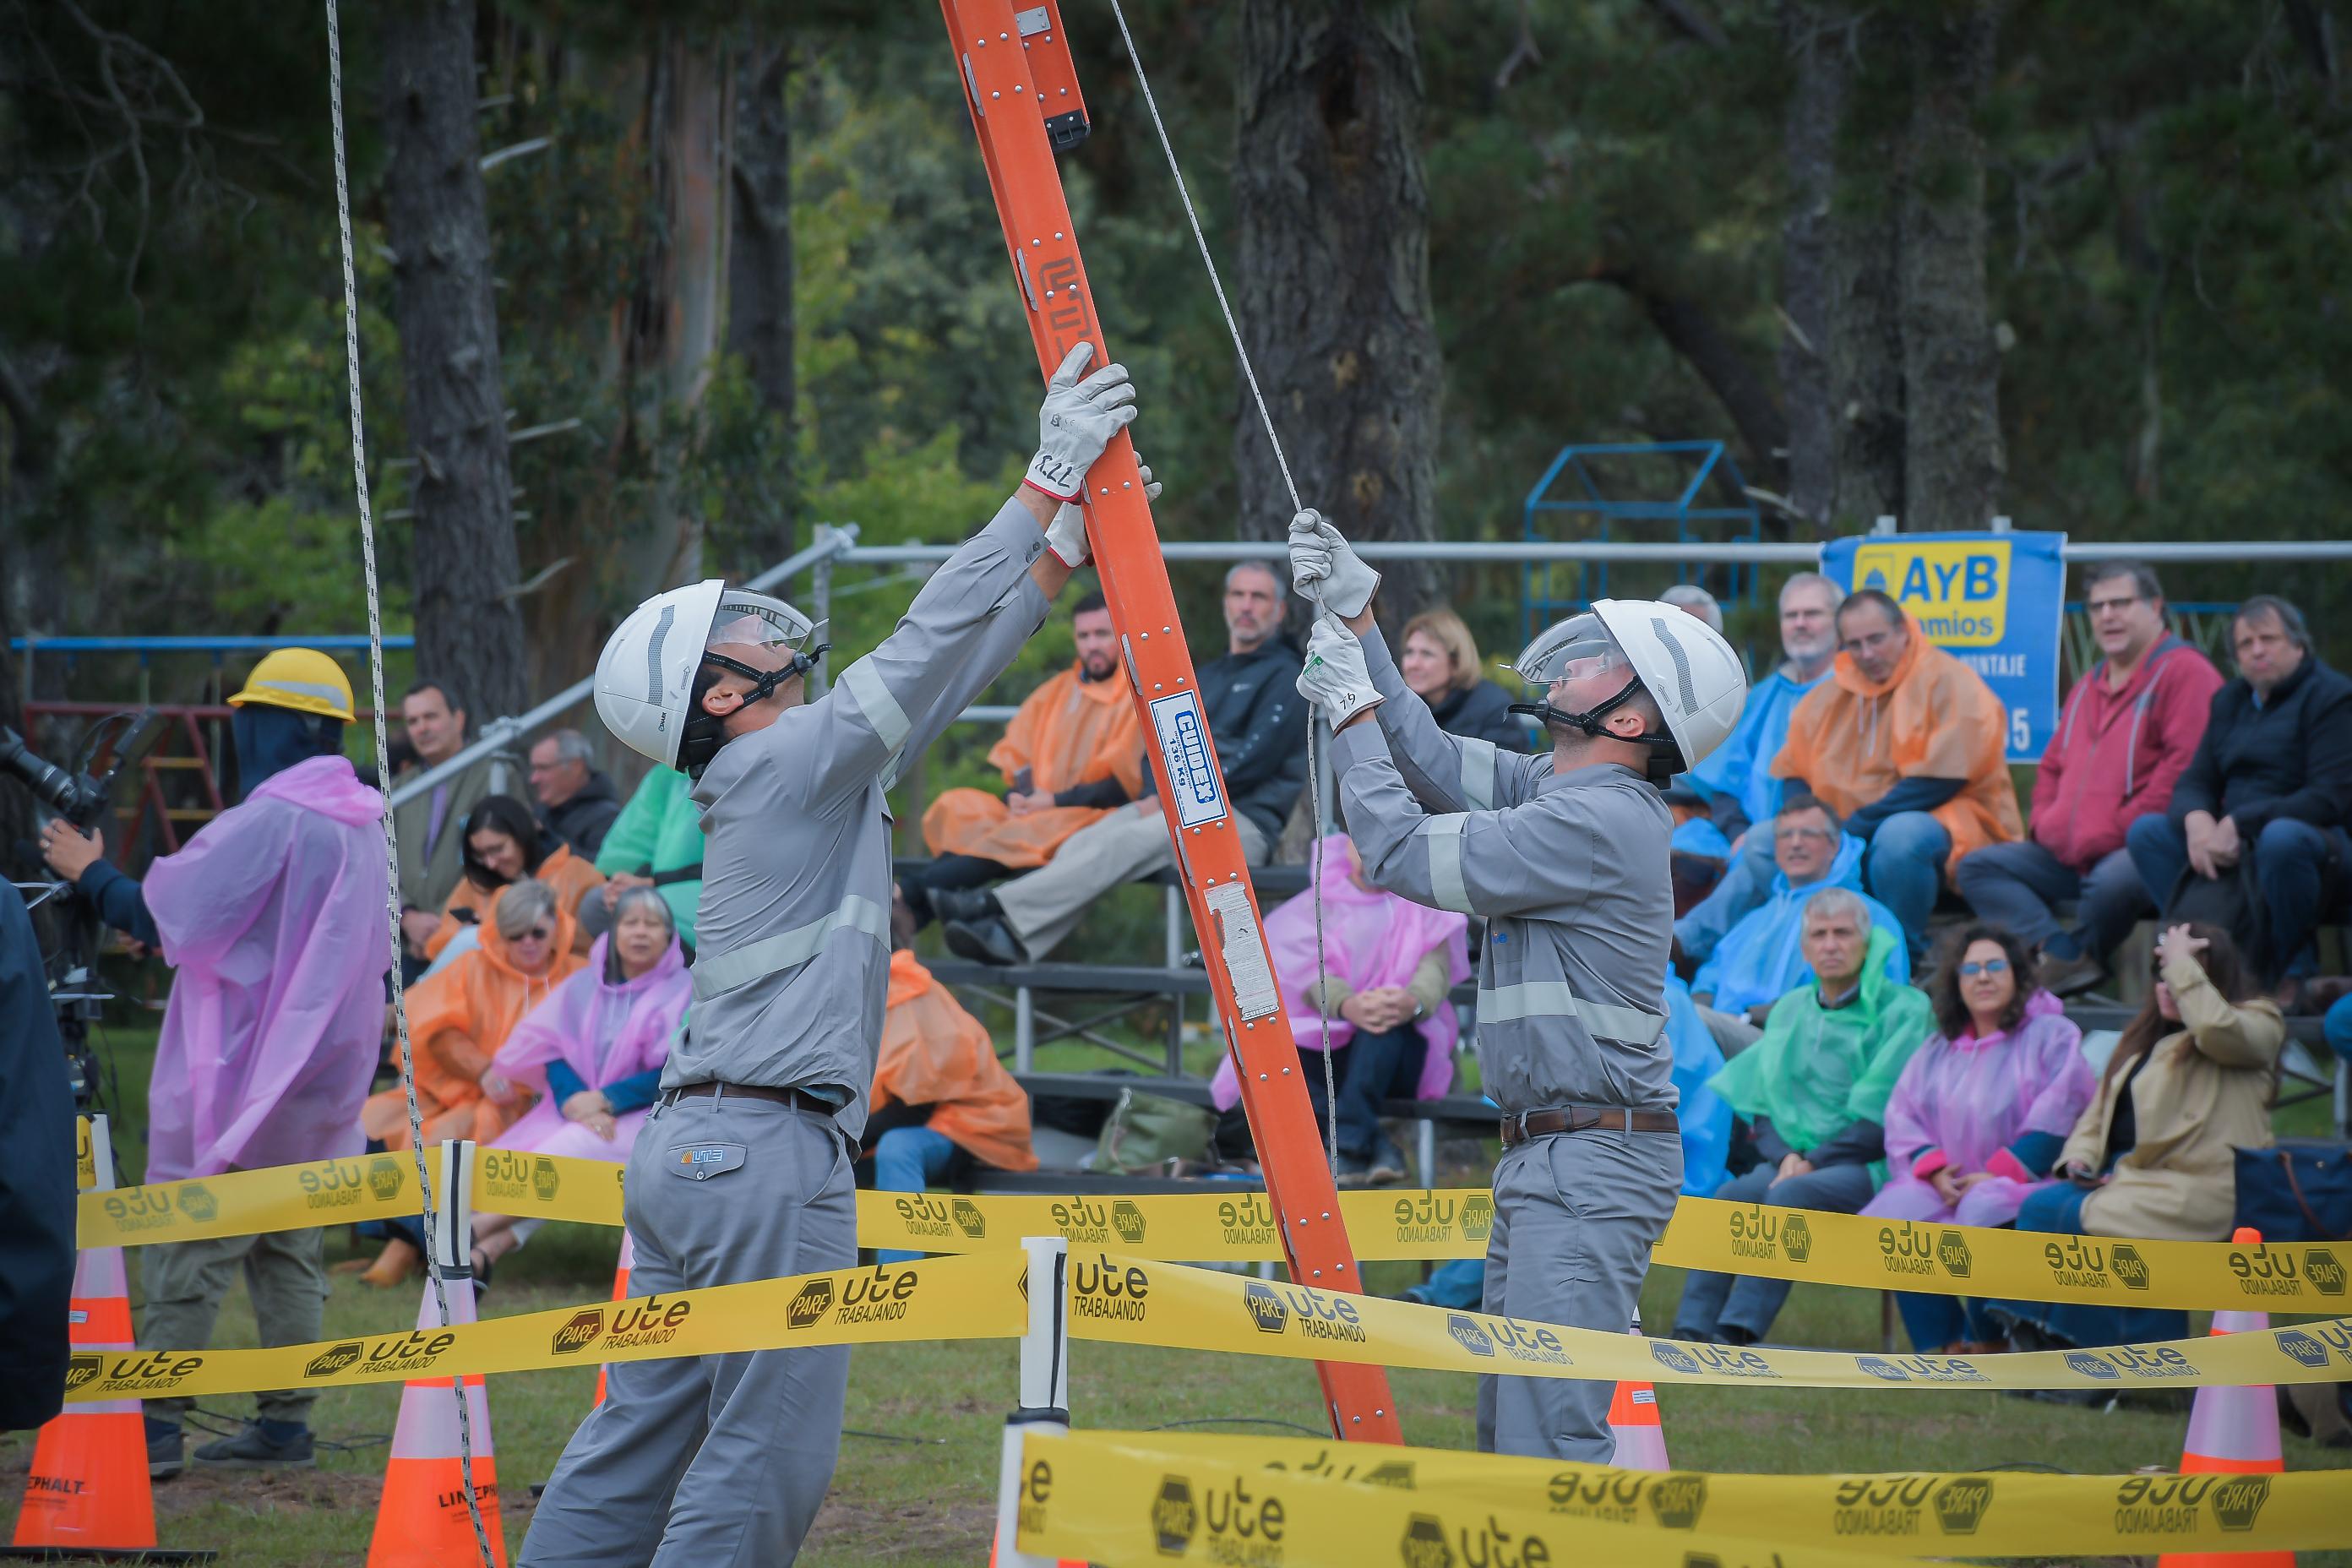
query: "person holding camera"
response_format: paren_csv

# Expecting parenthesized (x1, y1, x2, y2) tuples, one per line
(39, 649, 391, 1477)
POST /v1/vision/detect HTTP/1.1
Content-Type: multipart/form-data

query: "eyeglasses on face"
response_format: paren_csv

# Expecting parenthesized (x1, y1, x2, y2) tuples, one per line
(516, 925, 554, 944)
(1957, 959, 2010, 977)
(2085, 595, 2143, 615)
(1773, 825, 1836, 841)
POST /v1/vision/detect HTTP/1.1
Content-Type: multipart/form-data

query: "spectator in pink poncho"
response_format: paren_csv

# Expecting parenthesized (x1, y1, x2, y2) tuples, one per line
(1211, 834, 1469, 1184)
(468, 887, 689, 1278)
(1864, 923, 2094, 1354)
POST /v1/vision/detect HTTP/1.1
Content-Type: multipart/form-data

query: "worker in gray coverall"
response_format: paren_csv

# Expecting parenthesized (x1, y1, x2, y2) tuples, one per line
(1288, 509, 1749, 1462)
(522, 344, 1147, 1566)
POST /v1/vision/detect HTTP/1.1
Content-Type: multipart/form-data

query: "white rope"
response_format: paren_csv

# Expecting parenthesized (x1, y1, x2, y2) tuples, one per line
(324, 6, 494, 1563)
(1103, 0, 1340, 1176)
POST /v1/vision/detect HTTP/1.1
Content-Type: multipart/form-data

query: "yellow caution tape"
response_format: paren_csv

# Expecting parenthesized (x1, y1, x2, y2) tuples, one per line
(1013, 1428, 1918, 1568)
(74, 1116, 96, 1190)
(1051, 1429, 2352, 1558)
(860, 1188, 2352, 1312)
(1065, 1253, 2352, 1391)
(63, 1250, 1022, 1403)
(84, 1152, 2350, 1312)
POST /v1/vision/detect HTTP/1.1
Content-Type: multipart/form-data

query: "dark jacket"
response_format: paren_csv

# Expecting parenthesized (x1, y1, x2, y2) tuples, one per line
(2168, 655, 2352, 838)
(1, 879, 75, 1429)
(1429, 679, 1535, 752)
(1141, 640, 1307, 842)
(541, 770, 624, 856)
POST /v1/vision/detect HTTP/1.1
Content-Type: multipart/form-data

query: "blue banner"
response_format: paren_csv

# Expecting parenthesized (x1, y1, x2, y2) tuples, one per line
(1821, 531, 2066, 762)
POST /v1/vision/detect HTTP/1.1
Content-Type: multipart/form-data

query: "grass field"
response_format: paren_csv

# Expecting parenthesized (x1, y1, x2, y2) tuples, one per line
(5, 1022, 2346, 1565)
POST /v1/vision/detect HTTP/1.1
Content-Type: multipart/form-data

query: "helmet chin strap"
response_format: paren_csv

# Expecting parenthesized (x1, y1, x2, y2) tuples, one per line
(1509, 674, 1684, 786)
(680, 645, 833, 780)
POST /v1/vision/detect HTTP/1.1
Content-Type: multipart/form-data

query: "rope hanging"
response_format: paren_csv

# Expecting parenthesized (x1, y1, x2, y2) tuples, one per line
(1103, 0, 1343, 1174)
(324, 3, 495, 1561)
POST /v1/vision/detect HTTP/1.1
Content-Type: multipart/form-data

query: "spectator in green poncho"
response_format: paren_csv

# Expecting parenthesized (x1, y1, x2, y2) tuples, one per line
(582, 765, 705, 948)
(1669, 889, 1932, 1345)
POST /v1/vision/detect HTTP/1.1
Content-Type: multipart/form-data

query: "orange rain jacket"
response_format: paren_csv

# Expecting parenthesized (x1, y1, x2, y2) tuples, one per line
(362, 899, 584, 1149)
(1772, 631, 2023, 874)
(872, 950, 1037, 1173)
(920, 664, 1143, 869)
(423, 841, 605, 960)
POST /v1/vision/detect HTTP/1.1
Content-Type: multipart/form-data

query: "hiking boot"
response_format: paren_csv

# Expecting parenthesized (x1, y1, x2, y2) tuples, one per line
(146, 1418, 184, 1480)
(2040, 954, 2108, 999)
(1367, 1138, 1411, 1186)
(1334, 1152, 1377, 1189)
(191, 1420, 316, 1471)
(944, 915, 1025, 967)
(931, 887, 1003, 927)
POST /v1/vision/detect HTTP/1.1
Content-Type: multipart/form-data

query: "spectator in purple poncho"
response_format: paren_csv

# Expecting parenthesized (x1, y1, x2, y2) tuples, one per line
(468, 887, 689, 1279)
(1211, 834, 1469, 1184)
(1864, 923, 2093, 1354)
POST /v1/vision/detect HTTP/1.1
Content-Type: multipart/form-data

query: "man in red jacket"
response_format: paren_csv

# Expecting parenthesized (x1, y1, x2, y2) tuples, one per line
(1956, 562, 2221, 994)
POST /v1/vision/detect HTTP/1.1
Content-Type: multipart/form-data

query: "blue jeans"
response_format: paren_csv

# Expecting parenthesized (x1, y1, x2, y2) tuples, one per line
(2127, 813, 2352, 979)
(1952, 841, 2148, 963)
(1990, 1180, 2188, 1348)
(1671, 1159, 1876, 1342)
(1894, 1290, 2001, 1353)
(872, 1126, 961, 1265)
(1863, 812, 1950, 961)
(1674, 829, 1777, 962)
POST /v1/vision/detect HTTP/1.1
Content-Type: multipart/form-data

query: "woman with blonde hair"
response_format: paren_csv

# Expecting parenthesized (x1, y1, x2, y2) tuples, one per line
(1396, 607, 1532, 749)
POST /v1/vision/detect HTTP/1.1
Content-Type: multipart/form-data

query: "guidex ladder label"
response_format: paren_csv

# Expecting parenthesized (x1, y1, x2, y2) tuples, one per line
(1027, 1429, 2349, 1558)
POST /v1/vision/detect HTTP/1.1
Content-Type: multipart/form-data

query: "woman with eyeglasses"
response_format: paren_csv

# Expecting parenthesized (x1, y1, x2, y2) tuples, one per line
(419, 794, 604, 963)
(1990, 922, 2283, 1375)
(461, 887, 690, 1278)
(1863, 923, 2093, 1353)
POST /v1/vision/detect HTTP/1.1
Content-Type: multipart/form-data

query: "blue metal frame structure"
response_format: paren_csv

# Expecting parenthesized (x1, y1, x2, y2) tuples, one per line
(1520, 440, 1762, 650)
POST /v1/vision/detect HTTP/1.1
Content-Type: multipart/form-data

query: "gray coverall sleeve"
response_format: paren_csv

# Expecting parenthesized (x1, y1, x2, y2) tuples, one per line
(1331, 721, 1591, 919)
(1358, 625, 1541, 814)
(799, 497, 1052, 808)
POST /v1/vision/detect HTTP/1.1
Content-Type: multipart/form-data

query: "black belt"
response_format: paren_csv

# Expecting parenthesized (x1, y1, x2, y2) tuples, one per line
(667, 1081, 830, 1113)
(1500, 1104, 1679, 1147)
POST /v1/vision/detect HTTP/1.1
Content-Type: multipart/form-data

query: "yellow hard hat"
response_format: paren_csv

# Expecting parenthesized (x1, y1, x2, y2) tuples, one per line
(229, 648, 356, 721)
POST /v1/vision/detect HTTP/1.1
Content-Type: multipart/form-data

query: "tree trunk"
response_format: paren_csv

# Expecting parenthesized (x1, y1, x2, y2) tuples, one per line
(381, 0, 528, 721)
(1233, 0, 1442, 625)
(1825, 15, 1907, 529)
(1896, 3, 2004, 531)
(1778, 1, 1847, 527)
(727, 31, 797, 571)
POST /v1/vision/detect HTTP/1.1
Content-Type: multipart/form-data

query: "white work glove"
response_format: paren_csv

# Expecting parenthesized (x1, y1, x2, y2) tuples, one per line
(1297, 612, 1384, 728)
(1026, 342, 1139, 504)
(1045, 460, 1158, 569)
(1286, 508, 1380, 618)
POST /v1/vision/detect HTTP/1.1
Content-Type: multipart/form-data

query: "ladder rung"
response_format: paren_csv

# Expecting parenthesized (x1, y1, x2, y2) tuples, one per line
(162, 808, 219, 822)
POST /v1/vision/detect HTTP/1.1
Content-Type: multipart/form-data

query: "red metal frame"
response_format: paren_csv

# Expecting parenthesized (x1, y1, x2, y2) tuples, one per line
(939, 0, 1402, 1443)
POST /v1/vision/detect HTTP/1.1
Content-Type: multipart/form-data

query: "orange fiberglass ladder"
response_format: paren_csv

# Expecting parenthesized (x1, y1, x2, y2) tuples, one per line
(938, 0, 1404, 1444)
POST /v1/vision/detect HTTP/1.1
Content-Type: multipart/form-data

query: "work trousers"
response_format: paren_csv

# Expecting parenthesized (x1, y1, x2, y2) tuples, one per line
(994, 803, 1269, 961)
(1477, 1127, 1681, 1463)
(1671, 1161, 1876, 1343)
(521, 1092, 857, 1568)
(1952, 841, 2147, 963)
(1861, 813, 1950, 962)
(139, 1227, 328, 1426)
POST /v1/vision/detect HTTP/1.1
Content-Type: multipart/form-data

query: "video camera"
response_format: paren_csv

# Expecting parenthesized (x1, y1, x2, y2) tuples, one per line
(1, 709, 167, 834)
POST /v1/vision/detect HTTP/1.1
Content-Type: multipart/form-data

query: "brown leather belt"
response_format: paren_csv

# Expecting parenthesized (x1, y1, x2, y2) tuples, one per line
(1500, 1104, 1679, 1147)
(668, 1081, 832, 1113)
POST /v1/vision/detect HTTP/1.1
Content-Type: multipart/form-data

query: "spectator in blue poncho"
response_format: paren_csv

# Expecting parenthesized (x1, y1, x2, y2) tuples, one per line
(1683, 572, 1841, 845)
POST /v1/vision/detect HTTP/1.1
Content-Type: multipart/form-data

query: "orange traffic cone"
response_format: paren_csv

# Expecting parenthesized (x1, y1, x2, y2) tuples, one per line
(2156, 1228, 2291, 1568)
(9, 1227, 157, 1553)
(1609, 1313, 1670, 1472)
(592, 1230, 634, 1407)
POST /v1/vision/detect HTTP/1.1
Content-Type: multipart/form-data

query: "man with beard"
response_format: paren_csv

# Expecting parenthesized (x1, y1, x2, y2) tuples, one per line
(943, 560, 1305, 965)
(899, 592, 1144, 930)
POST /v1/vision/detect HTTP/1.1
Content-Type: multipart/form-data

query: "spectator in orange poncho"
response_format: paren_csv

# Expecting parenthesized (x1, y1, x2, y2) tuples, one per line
(862, 947, 1037, 1261)
(901, 593, 1141, 929)
(422, 795, 603, 961)
(1771, 590, 2021, 960)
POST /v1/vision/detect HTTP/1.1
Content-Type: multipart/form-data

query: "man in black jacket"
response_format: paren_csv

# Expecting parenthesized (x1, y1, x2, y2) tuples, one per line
(1, 877, 74, 1431)
(527, 729, 623, 855)
(2127, 594, 2352, 990)
(943, 560, 1305, 964)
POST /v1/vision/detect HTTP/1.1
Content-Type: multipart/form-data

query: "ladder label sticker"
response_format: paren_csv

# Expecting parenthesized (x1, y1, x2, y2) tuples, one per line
(1203, 882, 1280, 1021)
(1148, 690, 1228, 829)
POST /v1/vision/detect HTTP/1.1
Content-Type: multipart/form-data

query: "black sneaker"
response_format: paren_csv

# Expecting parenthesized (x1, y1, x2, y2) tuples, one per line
(146, 1420, 184, 1480)
(1334, 1152, 1377, 1189)
(1368, 1138, 1411, 1186)
(944, 915, 1026, 967)
(191, 1421, 316, 1470)
(931, 887, 1003, 926)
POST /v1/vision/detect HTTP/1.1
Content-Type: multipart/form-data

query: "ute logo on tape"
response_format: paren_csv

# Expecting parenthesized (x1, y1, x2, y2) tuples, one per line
(1113, 1200, 1148, 1244)
(177, 1182, 219, 1222)
(894, 1195, 955, 1240)
(609, 1295, 694, 1348)
(63, 1353, 102, 1393)
(1153, 1474, 1198, 1555)
(1071, 1257, 1151, 1321)
(1832, 1476, 1940, 1538)
(1447, 1315, 1495, 1358)
(2209, 1476, 2271, 1533)
(1931, 1478, 1993, 1535)
(2041, 1235, 2149, 1292)
(102, 1350, 206, 1391)
(2228, 1241, 2327, 1298)
(1652, 1341, 1775, 1380)
(304, 1342, 363, 1379)
(362, 1328, 456, 1375)
(1194, 1474, 1288, 1561)
(1050, 1199, 1121, 1244)
(1726, 1206, 1807, 1264)
(300, 1159, 382, 1211)
(2113, 1473, 2232, 1537)
(837, 1268, 918, 1326)
(1393, 1194, 1463, 1245)
(1219, 1195, 1276, 1247)
(552, 1309, 605, 1355)
(953, 1197, 988, 1239)
(1244, 1282, 1290, 1336)
(787, 1278, 835, 1330)
(1399, 1515, 1451, 1568)
(2273, 1329, 2330, 1369)
(1544, 1470, 1650, 1525)
(1364, 1461, 1415, 1489)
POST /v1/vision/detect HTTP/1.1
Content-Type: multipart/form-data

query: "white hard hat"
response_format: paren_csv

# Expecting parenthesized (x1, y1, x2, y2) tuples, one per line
(1511, 598, 1747, 780)
(595, 580, 820, 774)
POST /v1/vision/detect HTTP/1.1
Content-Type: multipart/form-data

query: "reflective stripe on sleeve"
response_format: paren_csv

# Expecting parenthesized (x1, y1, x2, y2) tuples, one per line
(690, 894, 890, 1001)
(1457, 736, 1496, 813)
(1425, 815, 1473, 914)
(838, 657, 912, 753)
(1475, 981, 1665, 1045)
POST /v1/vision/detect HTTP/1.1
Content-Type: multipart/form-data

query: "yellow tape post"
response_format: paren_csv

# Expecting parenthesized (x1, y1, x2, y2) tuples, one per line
(74, 1115, 96, 1190)
(63, 1250, 1022, 1404)
(1086, 1429, 2352, 1558)
(1013, 1428, 1919, 1568)
(1064, 1252, 2352, 1391)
